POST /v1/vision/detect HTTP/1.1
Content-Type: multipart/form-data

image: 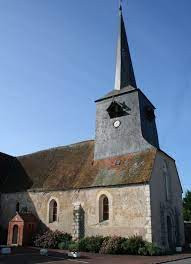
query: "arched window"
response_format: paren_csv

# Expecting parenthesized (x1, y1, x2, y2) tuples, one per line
(16, 202, 20, 212)
(12, 225, 19, 244)
(99, 195, 109, 222)
(103, 196, 109, 221)
(49, 199, 58, 223)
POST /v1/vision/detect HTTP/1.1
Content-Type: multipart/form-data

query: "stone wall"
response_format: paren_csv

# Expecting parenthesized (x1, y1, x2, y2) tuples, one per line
(0, 184, 152, 241)
(150, 151, 185, 249)
(94, 89, 159, 160)
(184, 222, 191, 245)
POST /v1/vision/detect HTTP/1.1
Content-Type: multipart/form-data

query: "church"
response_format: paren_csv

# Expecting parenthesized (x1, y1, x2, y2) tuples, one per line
(0, 4, 185, 250)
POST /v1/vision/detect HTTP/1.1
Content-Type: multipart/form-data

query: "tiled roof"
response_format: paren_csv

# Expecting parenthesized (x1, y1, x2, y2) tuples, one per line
(0, 140, 156, 193)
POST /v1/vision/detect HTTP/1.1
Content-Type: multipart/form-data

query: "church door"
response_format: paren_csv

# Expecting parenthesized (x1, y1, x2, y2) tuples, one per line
(12, 225, 19, 244)
(167, 216, 174, 249)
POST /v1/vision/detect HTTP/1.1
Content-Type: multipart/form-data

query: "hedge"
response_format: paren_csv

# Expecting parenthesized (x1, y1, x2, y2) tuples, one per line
(33, 231, 162, 256)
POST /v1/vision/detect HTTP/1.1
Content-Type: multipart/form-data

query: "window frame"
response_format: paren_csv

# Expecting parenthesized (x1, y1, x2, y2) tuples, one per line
(99, 194, 109, 222)
(48, 199, 58, 223)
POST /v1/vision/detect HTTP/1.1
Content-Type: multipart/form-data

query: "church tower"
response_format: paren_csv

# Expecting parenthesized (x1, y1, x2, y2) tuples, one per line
(94, 3, 159, 160)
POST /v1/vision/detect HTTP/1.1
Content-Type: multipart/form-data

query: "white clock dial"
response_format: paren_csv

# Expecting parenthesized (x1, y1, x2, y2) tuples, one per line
(113, 120, 121, 128)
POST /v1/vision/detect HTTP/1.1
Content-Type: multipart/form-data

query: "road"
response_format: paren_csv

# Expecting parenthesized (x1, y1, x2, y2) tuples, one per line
(0, 248, 191, 264)
(167, 259, 191, 264)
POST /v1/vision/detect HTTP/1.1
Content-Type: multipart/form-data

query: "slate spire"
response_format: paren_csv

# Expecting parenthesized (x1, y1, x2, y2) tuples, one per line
(114, 2, 137, 90)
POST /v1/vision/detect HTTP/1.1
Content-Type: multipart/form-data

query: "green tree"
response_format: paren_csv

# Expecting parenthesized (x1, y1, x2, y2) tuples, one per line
(183, 190, 191, 221)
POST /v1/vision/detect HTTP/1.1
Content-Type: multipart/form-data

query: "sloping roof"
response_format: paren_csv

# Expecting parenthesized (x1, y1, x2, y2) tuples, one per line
(0, 152, 33, 193)
(95, 86, 136, 102)
(19, 213, 37, 222)
(0, 140, 157, 193)
(95, 87, 155, 110)
(10, 213, 37, 223)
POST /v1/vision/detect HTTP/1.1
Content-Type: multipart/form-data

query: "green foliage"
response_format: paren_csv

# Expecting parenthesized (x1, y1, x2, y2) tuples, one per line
(33, 232, 162, 256)
(33, 230, 72, 249)
(99, 236, 126, 254)
(121, 235, 145, 255)
(58, 240, 70, 250)
(138, 246, 148, 256)
(78, 236, 105, 253)
(68, 242, 79, 252)
(183, 190, 191, 221)
(138, 242, 161, 256)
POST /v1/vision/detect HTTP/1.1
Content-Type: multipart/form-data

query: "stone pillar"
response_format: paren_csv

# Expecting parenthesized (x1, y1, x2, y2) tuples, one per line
(72, 202, 84, 241)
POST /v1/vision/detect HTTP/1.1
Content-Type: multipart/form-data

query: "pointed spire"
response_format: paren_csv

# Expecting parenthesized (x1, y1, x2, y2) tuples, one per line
(114, 1, 137, 90)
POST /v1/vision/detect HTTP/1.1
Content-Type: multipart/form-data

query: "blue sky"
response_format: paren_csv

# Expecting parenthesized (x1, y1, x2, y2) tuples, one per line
(0, 0, 190, 192)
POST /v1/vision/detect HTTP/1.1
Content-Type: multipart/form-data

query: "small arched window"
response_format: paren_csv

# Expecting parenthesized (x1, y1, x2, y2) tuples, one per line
(12, 225, 19, 244)
(99, 195, 109, 222)
(49, 199, 58, 223)
(16, 202, 20, 212)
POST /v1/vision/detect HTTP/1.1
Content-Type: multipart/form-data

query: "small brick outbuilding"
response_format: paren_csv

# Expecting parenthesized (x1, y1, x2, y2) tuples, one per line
(7, 212, 37, 246)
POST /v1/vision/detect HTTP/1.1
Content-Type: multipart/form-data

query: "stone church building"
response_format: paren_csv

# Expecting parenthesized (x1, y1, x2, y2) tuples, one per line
(0, 4, 184, 249)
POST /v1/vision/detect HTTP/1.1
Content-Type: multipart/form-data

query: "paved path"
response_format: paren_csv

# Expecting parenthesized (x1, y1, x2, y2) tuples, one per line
(167, 260, 191, 264)
(0, 247, 191, 264)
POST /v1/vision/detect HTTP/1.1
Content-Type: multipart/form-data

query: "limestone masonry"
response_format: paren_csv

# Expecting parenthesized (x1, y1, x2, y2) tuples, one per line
(0, 3, 184, 249)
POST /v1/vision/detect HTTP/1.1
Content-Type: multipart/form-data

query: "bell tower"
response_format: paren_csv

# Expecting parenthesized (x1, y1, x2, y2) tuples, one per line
(94, 3, 159, 160)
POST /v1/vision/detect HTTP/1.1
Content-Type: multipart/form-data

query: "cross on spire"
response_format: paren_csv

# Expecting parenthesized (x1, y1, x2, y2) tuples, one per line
(114, 0, 137, 90)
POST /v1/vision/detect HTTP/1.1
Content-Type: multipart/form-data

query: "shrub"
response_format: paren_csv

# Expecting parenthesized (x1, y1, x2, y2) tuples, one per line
(146, 242, 161, 256)
(138, 242, 161, 256)
(138, 246, 148, 256)
(68, 242, 79, 252)
(33, 232, 162, 256)
(78, 236, 105, 253)
(60, 233, 72, 242)
(33, 230, 72, 249)
(99, 236, 126, 254)
(58, 240, 70, 250)
(121, 235, 145, 255)
(120, 239, 130, 254)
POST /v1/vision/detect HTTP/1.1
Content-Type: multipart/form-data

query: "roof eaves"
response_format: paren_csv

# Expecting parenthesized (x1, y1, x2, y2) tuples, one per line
(22, 181, 151, 193)
(95, 88, 137, 103)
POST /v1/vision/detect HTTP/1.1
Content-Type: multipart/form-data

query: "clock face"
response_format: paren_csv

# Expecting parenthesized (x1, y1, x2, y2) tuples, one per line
(113, 120, 121, 128)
